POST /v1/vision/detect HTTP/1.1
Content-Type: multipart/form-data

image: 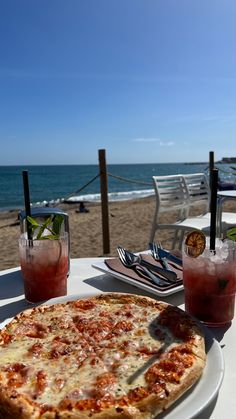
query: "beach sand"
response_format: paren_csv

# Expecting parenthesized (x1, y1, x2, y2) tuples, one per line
(0, 197, 236, 271)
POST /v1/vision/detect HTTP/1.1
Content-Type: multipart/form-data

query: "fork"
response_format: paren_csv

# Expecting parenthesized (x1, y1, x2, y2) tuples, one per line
(117, 246, 169, 287)
(149, 242, 174, 272)
(117, 246, 177, 283)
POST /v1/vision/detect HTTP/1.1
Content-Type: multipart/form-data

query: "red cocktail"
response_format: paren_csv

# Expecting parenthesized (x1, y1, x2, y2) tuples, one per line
(19, 233, 69, 303)
(183, 239, 236, 327)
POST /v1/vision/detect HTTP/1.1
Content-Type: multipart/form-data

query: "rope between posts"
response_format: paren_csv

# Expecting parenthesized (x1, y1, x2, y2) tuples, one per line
(64, 173, 100, 200)
(107, 172, 153, 186)
(62, 166, 236, 205)
(60, 173, 153, 207)
(63, 172, 153, 202)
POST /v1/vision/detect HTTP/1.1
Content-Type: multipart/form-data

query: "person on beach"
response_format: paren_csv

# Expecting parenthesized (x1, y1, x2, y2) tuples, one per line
(76, 202, 89, 213)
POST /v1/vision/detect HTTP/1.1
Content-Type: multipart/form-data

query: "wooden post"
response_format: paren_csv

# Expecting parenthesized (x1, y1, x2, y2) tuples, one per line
(98, 149, 110, 254)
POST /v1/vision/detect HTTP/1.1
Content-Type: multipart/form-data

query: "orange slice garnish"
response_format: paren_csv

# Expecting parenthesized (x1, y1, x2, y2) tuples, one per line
(185, 230, 206, 258)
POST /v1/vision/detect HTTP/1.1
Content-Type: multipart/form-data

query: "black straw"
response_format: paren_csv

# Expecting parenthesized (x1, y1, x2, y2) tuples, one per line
(22, 170, 32, 240)
(210, 168, 218, 251)
(209, 151, 214, 191)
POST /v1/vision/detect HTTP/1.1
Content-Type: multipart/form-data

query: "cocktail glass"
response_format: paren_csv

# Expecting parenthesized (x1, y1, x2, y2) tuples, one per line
(183, 238, 236, 327)
(19, 233, 69, 303)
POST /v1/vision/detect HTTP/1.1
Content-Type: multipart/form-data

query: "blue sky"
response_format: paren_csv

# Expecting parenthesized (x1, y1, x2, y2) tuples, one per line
(0, 0, 236, 165)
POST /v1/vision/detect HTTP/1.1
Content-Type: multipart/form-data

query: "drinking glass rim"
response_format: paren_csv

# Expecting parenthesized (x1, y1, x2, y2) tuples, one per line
(19, 231, 68, 245)
(183, 238, 236, 260)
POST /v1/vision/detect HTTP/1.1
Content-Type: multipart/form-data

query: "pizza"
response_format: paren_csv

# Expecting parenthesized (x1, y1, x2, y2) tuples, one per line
(0, 293, 206, 418)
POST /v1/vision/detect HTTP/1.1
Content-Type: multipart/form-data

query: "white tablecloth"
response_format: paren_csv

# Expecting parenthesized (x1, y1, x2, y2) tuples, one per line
(0, 258, 235, 418)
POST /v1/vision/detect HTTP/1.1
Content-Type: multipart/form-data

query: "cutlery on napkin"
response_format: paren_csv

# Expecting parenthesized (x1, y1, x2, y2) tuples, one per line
(105, 253, 183, 291)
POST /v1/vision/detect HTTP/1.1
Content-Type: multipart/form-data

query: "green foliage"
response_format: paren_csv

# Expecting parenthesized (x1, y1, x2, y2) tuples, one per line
(226, 227, 236, 242)
(27, 214, 64, 240)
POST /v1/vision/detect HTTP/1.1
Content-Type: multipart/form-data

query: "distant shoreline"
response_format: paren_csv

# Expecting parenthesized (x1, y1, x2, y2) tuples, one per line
(0, 190, 156, 214)
(184, 162, 208, 165)
(1, 162, 235, 213)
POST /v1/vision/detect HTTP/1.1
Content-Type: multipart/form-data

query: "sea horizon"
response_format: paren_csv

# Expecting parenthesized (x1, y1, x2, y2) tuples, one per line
(0, 162, 235, 212)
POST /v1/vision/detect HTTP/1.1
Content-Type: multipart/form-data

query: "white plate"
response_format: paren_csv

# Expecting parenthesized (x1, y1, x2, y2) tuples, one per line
(158, 326, 224, 418)
(0, 293, 224, 419)
(92, 260, 184, 297)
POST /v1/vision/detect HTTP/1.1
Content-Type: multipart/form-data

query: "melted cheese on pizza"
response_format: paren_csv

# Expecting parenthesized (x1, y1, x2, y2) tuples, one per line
(0, 294, 204, 416)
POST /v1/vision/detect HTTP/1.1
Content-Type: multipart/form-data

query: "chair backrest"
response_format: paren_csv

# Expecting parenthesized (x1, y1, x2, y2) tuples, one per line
(183, 173, 210, 212)
(152, 175, 189, 215)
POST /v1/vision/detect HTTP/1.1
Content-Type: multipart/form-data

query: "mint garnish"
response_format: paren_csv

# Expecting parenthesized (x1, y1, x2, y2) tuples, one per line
(27, 214, 64, 240)
(218, 278, 229, 290)
(226, 227, 236, 242)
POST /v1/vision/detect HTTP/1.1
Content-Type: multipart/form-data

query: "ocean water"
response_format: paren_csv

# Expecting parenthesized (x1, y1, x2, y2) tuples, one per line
(0, 163, 235, 212)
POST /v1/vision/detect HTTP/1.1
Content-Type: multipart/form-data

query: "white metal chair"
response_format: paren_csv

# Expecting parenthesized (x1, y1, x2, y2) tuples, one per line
(150, 174, 212, 249)
(150, 172, 236, 248)
(184, 173, 236, 237)
(183, 173, 210, 213)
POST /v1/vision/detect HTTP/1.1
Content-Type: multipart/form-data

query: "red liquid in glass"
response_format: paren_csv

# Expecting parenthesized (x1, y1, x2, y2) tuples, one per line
(183, 253, 236, 327)
(21, 255, 68, 303)
(19, 235, 69, 303)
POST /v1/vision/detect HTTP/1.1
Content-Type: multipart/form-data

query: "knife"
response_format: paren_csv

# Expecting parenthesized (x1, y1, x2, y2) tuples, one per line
(139, 259, 178, 283)
(157, 249, 182, 266)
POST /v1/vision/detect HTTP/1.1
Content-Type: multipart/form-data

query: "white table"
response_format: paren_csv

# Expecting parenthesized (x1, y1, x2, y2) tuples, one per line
(0, 258, 235, 418)
(217, 190, 236, 207)
(217, 190, 236, 205)
(217, 190, 236, 236)
(217, 190, 236, 199)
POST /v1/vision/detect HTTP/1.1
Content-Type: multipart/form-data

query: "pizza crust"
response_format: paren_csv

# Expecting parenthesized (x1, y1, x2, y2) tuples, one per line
(0, 390, 39, 419)
(0, 293, 206, 419)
